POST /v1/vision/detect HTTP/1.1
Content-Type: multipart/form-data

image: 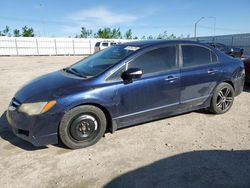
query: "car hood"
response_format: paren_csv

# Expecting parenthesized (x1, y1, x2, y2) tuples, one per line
(15, 70, 85, 103)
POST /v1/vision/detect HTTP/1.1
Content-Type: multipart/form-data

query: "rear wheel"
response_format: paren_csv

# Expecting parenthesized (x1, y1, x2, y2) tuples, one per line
(209, 82, 235, 114)
(59, 105, 107, 149)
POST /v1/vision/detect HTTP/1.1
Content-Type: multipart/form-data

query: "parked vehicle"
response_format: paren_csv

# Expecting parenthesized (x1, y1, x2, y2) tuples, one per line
(94, 41, 118, 53)
(7, 40, 245, 149)
(207, 42, 244, 58)
(243, 58, 250, 83)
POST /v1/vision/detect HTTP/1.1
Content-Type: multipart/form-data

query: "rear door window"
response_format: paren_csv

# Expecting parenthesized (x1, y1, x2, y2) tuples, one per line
(182, 45, 216, 67)
(211, 51, 218, 63)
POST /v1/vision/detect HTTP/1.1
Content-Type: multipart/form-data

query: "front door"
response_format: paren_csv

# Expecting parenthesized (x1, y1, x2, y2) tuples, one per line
(114, 45, 181, 127)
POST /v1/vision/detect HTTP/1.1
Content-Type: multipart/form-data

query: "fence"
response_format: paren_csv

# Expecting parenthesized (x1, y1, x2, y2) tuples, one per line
(1, 33, 250, 56)
(0, 37, 130, 56)
(189, 33, 250, 56)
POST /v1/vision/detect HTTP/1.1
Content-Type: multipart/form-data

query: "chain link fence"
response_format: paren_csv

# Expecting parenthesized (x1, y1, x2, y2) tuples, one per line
(189, 33, 250, 57)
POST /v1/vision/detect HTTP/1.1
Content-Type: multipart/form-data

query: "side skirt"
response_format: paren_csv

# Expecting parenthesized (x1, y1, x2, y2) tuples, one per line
(111, 96, 212, 132)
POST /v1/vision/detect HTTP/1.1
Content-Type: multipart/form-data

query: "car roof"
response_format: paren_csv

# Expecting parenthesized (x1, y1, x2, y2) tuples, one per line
(121, 40, 207, 48)
(207, 42, 226, 46)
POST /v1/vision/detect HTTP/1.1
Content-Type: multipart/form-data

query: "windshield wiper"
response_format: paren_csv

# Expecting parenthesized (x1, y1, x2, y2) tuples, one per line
(71, 68, 88, 78)
(63, 67, 87, 78)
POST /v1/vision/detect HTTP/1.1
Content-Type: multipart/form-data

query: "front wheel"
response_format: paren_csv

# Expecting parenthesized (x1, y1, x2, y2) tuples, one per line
(209, 82, 235, 114)
(59, 105, 107, 149)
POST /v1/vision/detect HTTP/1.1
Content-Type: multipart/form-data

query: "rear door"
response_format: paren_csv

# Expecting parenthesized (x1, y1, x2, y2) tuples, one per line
(180, 44, 222, 107)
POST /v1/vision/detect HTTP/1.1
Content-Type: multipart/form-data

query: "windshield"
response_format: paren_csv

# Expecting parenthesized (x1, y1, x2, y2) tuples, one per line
(70, 45, 139, 77)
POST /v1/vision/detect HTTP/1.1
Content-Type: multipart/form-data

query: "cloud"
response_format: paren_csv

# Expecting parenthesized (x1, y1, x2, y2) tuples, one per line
(62, 6, 138, 34)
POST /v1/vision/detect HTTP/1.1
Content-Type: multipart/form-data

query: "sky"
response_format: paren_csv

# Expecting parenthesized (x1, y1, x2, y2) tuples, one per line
(1, 0, 250, 38)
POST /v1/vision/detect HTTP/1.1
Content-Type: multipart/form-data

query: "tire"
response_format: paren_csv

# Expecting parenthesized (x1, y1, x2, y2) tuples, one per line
(59, 105, 107, 149)
(209, 82, 235, 114)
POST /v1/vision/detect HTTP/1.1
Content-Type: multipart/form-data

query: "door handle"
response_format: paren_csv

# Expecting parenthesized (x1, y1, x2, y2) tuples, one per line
(165, 75, 178, 81)
(207, 69, 218, 75)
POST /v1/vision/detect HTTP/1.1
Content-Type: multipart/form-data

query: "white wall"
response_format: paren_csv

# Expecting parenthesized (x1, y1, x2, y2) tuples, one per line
(0, 37, 131, 56)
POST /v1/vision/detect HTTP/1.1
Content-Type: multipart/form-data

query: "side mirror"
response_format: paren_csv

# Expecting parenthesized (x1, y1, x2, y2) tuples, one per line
(121, 68, 142, 82)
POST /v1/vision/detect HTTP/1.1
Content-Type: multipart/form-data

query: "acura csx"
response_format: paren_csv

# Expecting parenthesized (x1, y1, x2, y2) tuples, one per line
(7, 40, 245, 149)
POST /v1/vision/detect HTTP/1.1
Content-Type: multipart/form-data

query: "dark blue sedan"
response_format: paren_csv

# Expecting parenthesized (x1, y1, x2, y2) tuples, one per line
(7, 40, 245, 149)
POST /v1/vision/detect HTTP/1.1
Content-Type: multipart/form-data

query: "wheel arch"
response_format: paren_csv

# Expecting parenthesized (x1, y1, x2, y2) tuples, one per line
(223, 80, 235, 91)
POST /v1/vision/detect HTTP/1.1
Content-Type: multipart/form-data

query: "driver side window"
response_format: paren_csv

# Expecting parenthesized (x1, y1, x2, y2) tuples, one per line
(106, 46, 177, 81)
(128, 46, 177, 75)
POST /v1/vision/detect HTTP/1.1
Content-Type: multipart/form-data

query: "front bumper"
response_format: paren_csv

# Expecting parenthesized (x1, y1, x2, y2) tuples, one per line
(6, 106, 63, 146)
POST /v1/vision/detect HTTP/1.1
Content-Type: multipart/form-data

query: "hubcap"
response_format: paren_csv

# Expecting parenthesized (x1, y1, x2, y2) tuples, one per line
(216, 87, 233, 111)
(70, 114, 98, 141)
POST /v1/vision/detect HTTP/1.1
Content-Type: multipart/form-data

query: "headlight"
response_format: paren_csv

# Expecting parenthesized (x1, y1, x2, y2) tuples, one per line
(18, 100, 56, 116)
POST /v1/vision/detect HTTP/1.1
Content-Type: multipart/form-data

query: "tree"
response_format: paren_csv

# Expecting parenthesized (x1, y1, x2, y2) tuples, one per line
(157, 31, 168, 39)
(147, 35, 153, 40)
(22, 26, 35, 37)
(124, 29, 132, 39)
(168, 33, 176, 39)
(141, 35, 146, 40)
(95, 28, 111, 38)
(2, 26, 11, 36)
(178, 34, 185, 39)
(94, 27, 122, 39)
(111, 28, 122, 39)
(80, 27, 93, 38)
(13, 29, 21, 37)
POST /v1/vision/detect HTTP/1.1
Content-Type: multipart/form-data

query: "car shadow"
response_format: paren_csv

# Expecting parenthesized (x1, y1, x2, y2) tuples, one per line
(0, 111, 47, 151)
(244, 83, 250, 92)
(104, 150, 250, 188)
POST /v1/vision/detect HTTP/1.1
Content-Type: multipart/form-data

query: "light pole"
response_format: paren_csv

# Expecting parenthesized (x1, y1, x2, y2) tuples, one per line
(194, 17, 205, 38)
(208, 16, 216, 37)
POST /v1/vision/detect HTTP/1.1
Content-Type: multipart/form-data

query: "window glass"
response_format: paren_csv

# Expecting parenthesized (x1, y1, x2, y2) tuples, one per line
(182, 45, 213, 67)
(95, 42, 100, 47)
(71, 45, 136, 77)
(107, 65, 125, 81)
(110, 43, 116, 46)
(102, 42, 108, 47)
(211, 51, 218, 63)
(128, 46, 176, 75)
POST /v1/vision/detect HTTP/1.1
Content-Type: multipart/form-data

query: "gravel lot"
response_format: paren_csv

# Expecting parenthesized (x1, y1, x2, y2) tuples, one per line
(0, 56, 250, 188)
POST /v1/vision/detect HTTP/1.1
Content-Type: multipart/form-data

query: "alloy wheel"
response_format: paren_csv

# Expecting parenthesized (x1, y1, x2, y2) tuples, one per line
(216, 86, 233, 112)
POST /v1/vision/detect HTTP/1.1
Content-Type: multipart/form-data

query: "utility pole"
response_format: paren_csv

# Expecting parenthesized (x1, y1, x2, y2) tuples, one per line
(194, 17, 205, 38)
